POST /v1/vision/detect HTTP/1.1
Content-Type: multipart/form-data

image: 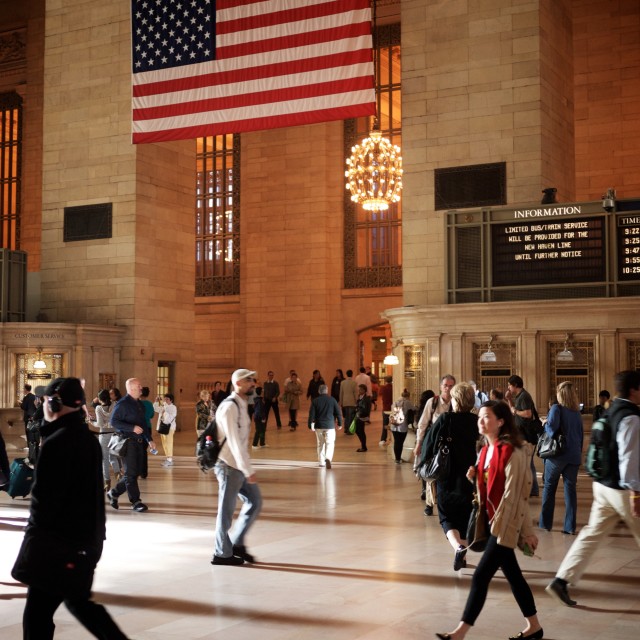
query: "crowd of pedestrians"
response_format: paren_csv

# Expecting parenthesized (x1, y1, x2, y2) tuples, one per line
(5, 364, 639, 640)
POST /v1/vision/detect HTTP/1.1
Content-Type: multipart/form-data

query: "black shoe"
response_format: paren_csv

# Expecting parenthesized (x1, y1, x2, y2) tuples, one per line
(562, 530, 576, 535)
(356, 448, 367, 452)
(212, 554, 244, 566)
(508, 629, 543, 640)
(325, 460, 332, 469)
(435, 634, 452, 639)
(106, 489, 119, 510)
(453, 545, 467, 571)
(424, 505, 433, 516)
(132, 501, 148, 512)
(545, 578, 576, 606)
(232, 544, 256, 563)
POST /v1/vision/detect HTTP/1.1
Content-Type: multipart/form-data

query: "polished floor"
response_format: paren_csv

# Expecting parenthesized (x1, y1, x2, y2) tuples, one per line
(1, 411, 639, 640)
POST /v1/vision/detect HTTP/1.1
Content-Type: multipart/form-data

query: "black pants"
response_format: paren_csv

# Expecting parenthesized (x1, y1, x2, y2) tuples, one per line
(111, 438, 145, 504)
(288, 409, 298, 428)
(355, 418, 367, 449)
(0, 431, 10, 485)
(462, 534, 537, 625)
(391, 430, 407, 461)
(264, 398, 282, 427)
(343, 406, 356, 434)
(252, 420, 267, 446)
(23, 585, 128, 639)
(379, 412, 390, 442)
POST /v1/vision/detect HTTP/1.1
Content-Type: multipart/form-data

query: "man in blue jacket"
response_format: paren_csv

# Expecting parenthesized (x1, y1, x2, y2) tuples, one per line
(309, 384, 342, 469)
(108, 378, 156, 512)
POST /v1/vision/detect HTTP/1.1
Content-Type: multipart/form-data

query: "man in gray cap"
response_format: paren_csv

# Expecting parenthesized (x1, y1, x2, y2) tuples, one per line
(211, 368, 263, 565)
(12, 377, 129, 639)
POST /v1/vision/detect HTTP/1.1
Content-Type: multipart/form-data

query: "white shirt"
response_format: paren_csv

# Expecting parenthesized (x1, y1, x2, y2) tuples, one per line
(217, 392, 254, 477)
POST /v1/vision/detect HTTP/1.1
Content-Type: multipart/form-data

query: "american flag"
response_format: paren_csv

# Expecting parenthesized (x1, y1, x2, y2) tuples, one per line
(131, 0, 376, 143)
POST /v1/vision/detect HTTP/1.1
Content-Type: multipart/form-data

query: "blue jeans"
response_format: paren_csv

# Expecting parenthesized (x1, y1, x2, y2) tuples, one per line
(213, 461, 262, 558)
(539, 458, 579, 533)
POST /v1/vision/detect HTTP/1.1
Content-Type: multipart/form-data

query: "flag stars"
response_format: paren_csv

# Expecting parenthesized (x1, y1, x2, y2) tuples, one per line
(133, 0, 214, 73)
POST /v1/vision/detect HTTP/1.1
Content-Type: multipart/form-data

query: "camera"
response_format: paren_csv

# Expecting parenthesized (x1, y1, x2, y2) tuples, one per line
(602, 188, 616, 213)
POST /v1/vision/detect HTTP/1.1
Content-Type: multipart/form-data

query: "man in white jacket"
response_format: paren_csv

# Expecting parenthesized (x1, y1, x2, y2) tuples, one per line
(211, 368, 263, 566)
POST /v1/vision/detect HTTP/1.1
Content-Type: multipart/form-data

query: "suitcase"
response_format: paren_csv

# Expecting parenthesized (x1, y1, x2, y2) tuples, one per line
(8, 458, 34, 499)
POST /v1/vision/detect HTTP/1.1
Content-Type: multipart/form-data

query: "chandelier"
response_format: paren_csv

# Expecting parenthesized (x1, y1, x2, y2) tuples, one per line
(345, 128, 402, 211)
(345, 0, 402, 212)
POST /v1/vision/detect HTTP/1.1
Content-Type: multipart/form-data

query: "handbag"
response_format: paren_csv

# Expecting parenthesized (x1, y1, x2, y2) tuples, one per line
(348, 416, 357, 434)
(522, 406, 544, 445)
(537, 408, 565, 459)
(108, 433, 129, 458)
(417, 415, 452, 482)
(12, 531, 96, 599)
(157, 420, 171, 435)
(466, 489, 488, 552)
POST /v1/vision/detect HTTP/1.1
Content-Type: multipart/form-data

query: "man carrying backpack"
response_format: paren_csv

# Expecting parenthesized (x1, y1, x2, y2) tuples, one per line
(211, 369, 262, 566)
(546, 370, 640, 607)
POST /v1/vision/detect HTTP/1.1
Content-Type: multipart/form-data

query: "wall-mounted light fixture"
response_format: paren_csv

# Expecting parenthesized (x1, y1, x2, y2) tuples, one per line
(557, 333, 574, 363)
(33, 348, 47, 370)
(479, 336, 497, 363)
(383, 338, 403, 365)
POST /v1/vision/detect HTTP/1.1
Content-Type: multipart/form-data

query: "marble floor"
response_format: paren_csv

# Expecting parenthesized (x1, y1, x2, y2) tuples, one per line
(1, 411, 639, 640)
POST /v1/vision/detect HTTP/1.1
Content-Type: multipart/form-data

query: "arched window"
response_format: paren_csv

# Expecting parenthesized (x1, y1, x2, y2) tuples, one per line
(195, 134, 241, 296)
(0, 92, 22, 250)
(344, 24, 401, 288)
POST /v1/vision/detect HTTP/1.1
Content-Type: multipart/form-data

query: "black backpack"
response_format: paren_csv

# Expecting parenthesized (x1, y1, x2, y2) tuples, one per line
(196, 398, 238, 472)
(585, 415, 612, 480)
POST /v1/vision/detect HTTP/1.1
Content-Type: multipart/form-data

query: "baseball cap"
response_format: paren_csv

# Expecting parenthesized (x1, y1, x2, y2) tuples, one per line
(43, 377, 85, 408)
(231, 369, 257, 386)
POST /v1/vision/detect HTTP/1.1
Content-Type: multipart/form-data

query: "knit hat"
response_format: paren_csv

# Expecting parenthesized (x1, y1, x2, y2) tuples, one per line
(43, 377, 85, 408)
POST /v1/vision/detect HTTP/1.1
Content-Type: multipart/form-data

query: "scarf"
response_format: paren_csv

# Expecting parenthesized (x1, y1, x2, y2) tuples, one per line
(477, 440, 513, 521)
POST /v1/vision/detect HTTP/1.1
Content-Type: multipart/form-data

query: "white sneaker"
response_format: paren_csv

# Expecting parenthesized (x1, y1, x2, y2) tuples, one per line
(252, 446, 260, 450)
(379, 441, 386, 446)
(162, 459, 173, 467)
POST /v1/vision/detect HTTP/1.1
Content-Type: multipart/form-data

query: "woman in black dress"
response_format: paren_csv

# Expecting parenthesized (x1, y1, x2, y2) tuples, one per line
(423, 382, 479, 571)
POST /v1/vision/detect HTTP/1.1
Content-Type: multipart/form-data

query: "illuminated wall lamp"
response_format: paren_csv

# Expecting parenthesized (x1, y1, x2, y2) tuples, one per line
(383, 354, 399, 365)
(557, 334, 574, 363)
(33, 348, 47, 370)
(479, 336, 497, 363)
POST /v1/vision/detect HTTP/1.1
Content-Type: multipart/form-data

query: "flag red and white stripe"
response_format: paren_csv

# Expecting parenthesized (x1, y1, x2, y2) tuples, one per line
(131, 0, 376, 144)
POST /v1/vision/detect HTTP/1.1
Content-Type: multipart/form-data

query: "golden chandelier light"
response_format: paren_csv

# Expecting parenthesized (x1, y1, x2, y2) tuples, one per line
(344, 0, 402, 212)
(345, 127, 403, 212)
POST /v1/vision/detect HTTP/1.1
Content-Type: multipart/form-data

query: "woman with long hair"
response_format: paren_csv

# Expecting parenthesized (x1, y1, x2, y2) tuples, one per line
(538, 381, 584, 534)
(154, 393, 178, 468)
(90, 389, 120, 491)
(423, 382, 479, 571)
(436, 400, 543, 640)
(389, 389, 416, 463)
(196, 389, 214, 436)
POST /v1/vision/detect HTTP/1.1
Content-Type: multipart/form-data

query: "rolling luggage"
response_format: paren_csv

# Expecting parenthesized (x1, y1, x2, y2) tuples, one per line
(8, 458, 34, 499)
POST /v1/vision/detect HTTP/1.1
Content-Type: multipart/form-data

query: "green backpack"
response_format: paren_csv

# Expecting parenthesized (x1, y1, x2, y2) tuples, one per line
(585, 416, 612, 480)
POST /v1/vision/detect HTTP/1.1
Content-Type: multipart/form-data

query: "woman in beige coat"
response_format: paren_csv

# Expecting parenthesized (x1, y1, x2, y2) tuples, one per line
(284, 373, 303, 431)
(436, 400, 543, 640)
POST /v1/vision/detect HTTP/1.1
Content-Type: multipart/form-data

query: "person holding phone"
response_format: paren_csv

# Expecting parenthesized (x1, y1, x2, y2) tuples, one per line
(436, 401, 543, 640)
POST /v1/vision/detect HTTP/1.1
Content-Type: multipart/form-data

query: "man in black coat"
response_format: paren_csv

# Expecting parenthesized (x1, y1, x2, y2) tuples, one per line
(13, 377, 128, 639)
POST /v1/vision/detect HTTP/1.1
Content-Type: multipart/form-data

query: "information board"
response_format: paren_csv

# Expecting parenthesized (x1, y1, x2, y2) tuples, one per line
(491, 217, 606, 287)
(617, 215, 640, 281)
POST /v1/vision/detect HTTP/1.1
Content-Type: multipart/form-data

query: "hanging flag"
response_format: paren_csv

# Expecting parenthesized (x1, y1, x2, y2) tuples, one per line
(131, 0, 376, 144)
